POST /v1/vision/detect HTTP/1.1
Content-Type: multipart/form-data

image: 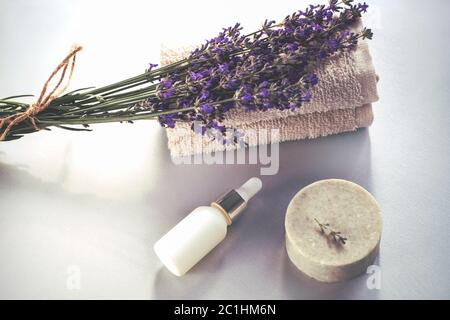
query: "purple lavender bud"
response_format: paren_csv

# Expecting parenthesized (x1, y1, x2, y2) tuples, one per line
(188, 71, 203, 81)
(203, 78, 216, 89)
(218, 63, 229, 74)
(315, 50, 327, 60)
(327, 39, 339, 51)
(159, 88, 174, 100)
(305, 73, 318, 86)
(286, 43, 299, 53)
(288, 102, 298, 110)
(178, 98, 192, 109)
(147, 63, 158, 72)
(207, 120, 226, 136)
(199, 90, 210, 101)
(222, 78, 238, 90)
(200, 103, 214, 114)
(358, 2, 369, 13)
(240, 92, 253, 104)
(159, 114, 176, 128)
(161, 78, 174, 89)
(257, 88, 270, 98)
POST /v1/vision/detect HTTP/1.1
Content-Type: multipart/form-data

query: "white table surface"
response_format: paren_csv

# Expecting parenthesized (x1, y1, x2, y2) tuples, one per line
(0, 0, 449, 299)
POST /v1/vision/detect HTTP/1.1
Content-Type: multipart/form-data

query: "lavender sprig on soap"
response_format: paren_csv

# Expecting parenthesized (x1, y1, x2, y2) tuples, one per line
(0, 0, 372, 142)
(314, 218, 348, 245)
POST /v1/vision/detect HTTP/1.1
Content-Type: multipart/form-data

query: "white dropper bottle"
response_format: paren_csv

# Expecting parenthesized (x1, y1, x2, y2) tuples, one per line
(153, 177, 262, 276)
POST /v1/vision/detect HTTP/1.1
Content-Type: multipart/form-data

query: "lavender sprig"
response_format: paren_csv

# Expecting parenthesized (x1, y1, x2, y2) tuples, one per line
(0, 0, 372, 141)
(314, 218, 348, 245)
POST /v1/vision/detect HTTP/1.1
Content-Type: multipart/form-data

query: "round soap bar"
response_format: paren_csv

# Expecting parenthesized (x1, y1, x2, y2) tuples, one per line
(285, 179, 382, 283)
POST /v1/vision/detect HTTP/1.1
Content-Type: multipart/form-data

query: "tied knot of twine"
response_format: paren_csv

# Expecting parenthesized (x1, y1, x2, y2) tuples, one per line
(0, 45, 83, 141)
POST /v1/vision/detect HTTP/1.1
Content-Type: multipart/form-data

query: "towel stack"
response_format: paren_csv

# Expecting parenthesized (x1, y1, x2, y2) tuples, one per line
(162, 20, 379, 158)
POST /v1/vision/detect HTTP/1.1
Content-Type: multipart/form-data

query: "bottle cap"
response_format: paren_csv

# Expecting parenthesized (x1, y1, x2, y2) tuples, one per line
(211, 177, 262, 225)
(236, 177, 263, 202)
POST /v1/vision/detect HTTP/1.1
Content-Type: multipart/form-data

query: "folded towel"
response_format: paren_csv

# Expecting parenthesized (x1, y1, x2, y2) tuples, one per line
(161, 20, 378, 158)
(166, 104, 373, 157)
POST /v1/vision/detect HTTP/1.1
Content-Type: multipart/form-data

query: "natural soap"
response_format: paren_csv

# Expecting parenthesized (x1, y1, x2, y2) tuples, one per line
(285, 179, 382, 282)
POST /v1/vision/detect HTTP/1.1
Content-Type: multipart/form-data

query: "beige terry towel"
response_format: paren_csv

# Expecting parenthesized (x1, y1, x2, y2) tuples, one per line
(162, 20, 378, 158)
(166, 104, 373, 157)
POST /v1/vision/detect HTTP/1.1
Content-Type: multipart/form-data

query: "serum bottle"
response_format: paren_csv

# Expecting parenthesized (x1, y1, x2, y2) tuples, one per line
(153, 177, 262, 276)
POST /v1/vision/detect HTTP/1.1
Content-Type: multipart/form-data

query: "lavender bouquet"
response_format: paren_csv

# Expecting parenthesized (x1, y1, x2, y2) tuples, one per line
(0, 0, 372, 142)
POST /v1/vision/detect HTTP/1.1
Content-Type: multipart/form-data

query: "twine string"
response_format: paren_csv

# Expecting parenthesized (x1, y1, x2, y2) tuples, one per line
(0, 45, 83, 140)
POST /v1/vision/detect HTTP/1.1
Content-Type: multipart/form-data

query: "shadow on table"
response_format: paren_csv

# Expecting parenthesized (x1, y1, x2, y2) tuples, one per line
(151, 241, 235, 299)
(0, 154, 102, 202)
